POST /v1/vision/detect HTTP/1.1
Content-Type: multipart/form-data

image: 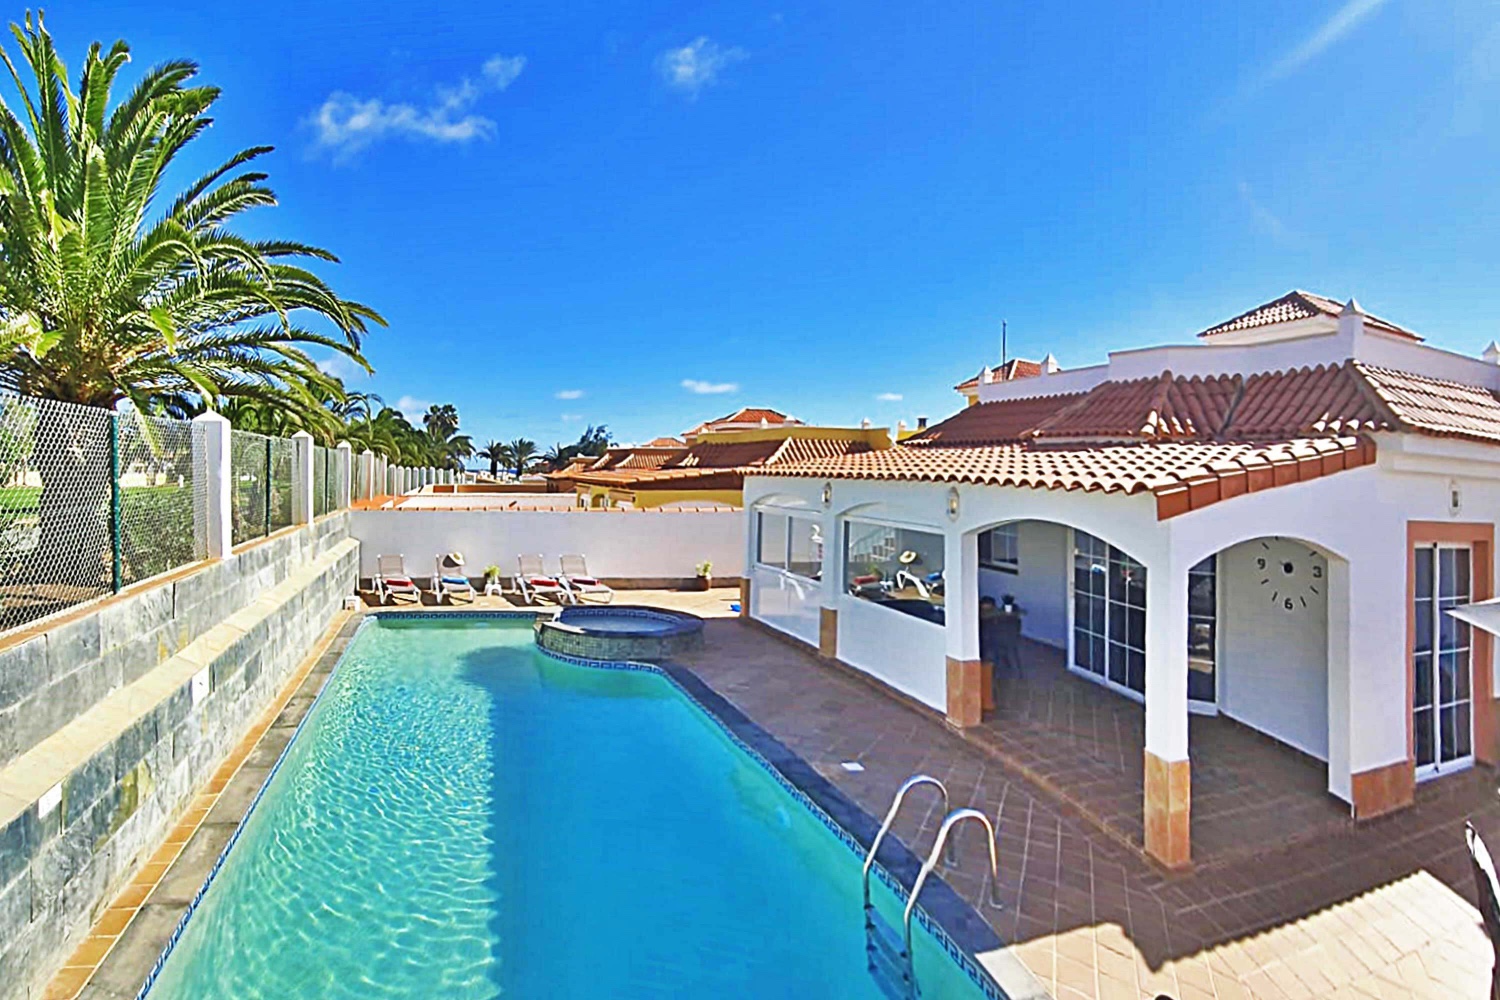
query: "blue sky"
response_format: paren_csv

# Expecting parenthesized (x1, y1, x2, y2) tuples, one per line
(56, 1, 1500, 448)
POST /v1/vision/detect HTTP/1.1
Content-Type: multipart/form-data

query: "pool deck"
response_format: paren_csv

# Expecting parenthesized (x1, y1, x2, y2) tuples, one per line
(56, 589, 1496, 1000)
(672, 617, 1495, 1000)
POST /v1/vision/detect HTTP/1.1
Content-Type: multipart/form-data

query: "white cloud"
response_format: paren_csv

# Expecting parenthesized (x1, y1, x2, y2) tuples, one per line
(310, 52, 527, 159)
(560, 413, 584, 422)
(876, 392, 903, 402)
(315, 353, 370, 383)
(681, 378, 739, 394)
(395, 395, 432, 420)
(1257, 0, 1388, 87)
(657, 37, 747, 95)
(554, 389, 585, 400)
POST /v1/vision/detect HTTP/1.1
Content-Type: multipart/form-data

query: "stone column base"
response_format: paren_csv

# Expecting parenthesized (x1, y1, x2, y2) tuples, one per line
(1350, 760, 1415, 820)
(945, 657, 983, 728)
(818, 607, 838, 660)
(1144, 751, 1191, 869)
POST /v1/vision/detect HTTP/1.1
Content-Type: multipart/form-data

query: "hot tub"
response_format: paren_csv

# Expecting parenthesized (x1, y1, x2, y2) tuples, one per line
(535, 605, 705, 661)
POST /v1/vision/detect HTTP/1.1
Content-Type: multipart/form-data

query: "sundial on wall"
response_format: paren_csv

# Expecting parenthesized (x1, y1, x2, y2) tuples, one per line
(1255, 537, 1325, 613)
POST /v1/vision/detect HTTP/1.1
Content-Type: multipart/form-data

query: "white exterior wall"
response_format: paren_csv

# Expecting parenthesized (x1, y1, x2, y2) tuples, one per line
(1216, 538, 1330, 760)
(836, 594, 947, 709)
(348, 509, 745, 581)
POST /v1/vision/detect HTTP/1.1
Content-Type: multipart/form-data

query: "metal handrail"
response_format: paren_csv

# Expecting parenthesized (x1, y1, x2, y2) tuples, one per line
(903, 808, 1002, 957)
(862, 774, 951, 911)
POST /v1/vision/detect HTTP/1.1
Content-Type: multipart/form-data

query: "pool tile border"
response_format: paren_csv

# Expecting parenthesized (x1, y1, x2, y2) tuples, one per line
(106, 611, 1034, 1000)
(39, 610, 358, 1000)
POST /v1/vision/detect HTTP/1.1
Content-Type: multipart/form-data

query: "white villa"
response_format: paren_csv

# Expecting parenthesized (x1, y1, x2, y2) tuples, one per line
(742, 290, 1500, 868)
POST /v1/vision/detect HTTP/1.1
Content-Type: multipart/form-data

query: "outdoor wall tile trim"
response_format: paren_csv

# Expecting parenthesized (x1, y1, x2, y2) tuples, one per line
(0, 538, 358, 832)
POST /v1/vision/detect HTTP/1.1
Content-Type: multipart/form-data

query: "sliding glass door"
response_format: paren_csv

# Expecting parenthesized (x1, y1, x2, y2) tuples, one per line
(1413, 544, 1474, 778)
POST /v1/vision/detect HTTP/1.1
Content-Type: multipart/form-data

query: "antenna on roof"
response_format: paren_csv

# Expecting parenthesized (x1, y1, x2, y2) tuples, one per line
(1001, 319, 1008, 367)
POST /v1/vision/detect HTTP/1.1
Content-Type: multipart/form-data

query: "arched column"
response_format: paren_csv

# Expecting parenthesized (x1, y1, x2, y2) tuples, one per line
(1144, 549, 1191, 868)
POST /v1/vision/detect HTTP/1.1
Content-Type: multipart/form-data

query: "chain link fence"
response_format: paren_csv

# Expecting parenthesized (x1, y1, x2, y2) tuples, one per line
(0, 395, 209, 632)
(230, 430, 270, 547)
(119, 413, 205, 586)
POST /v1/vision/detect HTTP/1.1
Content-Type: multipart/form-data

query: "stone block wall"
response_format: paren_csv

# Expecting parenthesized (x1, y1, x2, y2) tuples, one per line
(0, 514, 350, 769)
(0, 520, 357, 1000)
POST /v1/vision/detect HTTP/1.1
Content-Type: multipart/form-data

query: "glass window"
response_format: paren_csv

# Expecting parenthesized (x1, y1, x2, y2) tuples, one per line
(844, 519, 945, 624)
(1187, 555, 1216, 702)
(787, 516, 823, 580)
(1072, 530, 1147, 695)
(978, 523, 1019, 572)
(756, 512, 788, 570)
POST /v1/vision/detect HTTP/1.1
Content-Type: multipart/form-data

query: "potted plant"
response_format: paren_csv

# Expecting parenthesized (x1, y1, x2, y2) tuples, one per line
(694, 560, 713, 591)
(483, 564, 502, 595)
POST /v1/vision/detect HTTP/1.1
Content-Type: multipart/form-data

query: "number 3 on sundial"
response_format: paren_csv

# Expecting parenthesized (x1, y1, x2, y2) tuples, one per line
(1254, 537, 1324, 613)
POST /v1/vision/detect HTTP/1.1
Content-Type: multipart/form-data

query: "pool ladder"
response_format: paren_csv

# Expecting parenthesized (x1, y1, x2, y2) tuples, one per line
(861, 775, 1001, 1000)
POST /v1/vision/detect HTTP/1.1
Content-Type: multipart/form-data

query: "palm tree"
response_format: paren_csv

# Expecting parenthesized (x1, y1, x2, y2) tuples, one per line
(542, 442, 568, 471)
(476, 440, 506, 478)
(423, 404, 459, 441)
(0, 15, 381, 575)
(506, 437, 538, 477)
(0, 15, 381, 413)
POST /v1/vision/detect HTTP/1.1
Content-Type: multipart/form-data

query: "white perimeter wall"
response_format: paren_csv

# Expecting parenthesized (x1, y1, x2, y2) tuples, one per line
(749, 566, 822, 646)
(1217, 539, 1331, 760)
(349, 510, 745, 581)
(837, 594, 947, 710)
(978, 519, 1069, 647)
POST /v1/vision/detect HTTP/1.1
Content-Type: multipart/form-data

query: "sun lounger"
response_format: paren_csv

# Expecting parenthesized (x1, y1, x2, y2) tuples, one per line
(517, 554, 570, 604)
(559, 554, 614, 603)
(374, 554, 421, 605)
(434, 552, 476, 603)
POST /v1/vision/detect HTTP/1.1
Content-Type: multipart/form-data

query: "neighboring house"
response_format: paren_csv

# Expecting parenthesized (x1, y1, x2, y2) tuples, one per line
(953, 356, 1056, 407)
(682, 407, 804, 443)
(741, 290, 1500, 868)
(572, 425, 890, 509)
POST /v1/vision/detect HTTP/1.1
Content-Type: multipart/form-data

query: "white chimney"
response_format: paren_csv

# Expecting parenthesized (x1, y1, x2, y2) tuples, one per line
(1337, 299, 1365, 348)
(896, 419, 907, 436)
(1042, 353, 1060, 374)
(860, 417, 871, 429)
(981, 365, 993, 385)
(1484, 342, 1500, 366)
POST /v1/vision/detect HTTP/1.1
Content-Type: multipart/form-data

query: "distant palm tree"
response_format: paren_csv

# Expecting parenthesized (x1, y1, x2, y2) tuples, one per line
(542, 442, 568, 471)
(423, 404, 460, 441)
(506, 437, 539, 477)
(476, 440, 506, 478)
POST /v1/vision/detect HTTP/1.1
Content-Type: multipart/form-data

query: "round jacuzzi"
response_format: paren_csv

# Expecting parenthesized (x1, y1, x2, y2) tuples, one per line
(535, 605, 705, 661)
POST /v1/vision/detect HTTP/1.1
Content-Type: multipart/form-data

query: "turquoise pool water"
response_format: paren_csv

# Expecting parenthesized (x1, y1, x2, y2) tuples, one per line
(145, 618, 993, 999)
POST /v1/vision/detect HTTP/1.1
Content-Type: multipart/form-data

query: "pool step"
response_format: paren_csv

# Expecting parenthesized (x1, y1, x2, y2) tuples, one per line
(865, 908, 917, 1000)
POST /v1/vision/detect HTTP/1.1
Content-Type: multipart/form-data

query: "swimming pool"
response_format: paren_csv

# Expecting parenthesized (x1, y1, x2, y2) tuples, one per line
(143, 616, 1003, 998)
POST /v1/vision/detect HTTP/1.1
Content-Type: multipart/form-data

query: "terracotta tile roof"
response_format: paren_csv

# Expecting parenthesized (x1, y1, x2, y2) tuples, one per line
(573, 434, 875, 492)
(954, 358, 1044, 392)
(1033, 373, 1241, 442)
(671, 440, 786, 468)
(1226, 364, 1393, 439)
(757, 436, 1375, 517)
(1199, 290, 1421, 342)
(905, 393, 1085, 446)
(645, 436, 686, 447)
(1355, 363, 1500, 444)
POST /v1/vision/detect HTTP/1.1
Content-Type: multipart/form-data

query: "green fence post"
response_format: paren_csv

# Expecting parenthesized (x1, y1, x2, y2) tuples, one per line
(109, 413, 122, 593)
(264, 436, 273, 536)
